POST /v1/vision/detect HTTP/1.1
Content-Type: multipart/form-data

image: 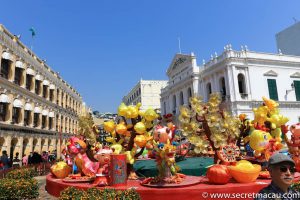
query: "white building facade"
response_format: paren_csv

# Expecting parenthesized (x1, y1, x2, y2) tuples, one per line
(123, 80, 168, 111)
(0, 24, 84, 159)
(160, 53, 200, 115)
(161, 46, 300, 125)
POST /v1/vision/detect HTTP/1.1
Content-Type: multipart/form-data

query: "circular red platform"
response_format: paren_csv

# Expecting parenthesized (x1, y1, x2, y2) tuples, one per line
(45, 174, 280, 200)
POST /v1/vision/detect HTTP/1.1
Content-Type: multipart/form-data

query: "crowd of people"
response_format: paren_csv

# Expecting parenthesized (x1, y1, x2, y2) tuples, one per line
(0, 150, 57, 170)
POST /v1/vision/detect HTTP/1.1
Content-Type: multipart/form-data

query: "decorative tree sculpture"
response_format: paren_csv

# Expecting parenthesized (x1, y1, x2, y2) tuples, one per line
(103, 103, 159, 179)
(179, 93, 240, 163)
(78, 114, 98, 145)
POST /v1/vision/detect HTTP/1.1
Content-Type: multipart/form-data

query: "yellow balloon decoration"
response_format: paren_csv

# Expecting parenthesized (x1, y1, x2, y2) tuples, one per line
(143, 108, 159, 121)
(118, 103, 128, 117)
(262, 96, 278, 111)
(253, 106, 269, 125)
(116, 122, 127, 135)
(134, 122, 146, 134)
(103, 120, 115, 133)
(249, 130, 272, 152)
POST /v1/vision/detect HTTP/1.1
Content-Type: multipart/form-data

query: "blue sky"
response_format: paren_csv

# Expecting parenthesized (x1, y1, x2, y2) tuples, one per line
(1, 0, 300, 112)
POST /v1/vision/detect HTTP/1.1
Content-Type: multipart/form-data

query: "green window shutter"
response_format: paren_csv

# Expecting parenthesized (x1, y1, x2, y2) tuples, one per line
(294, 80, 300, 101)
(267, 79, 278, 101)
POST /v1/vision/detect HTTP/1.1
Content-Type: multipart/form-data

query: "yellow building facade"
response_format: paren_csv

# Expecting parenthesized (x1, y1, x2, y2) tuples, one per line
(0, 24, 84, 159)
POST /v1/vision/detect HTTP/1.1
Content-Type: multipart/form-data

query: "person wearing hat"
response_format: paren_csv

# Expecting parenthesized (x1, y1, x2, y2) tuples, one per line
(255, 153, 300, 200)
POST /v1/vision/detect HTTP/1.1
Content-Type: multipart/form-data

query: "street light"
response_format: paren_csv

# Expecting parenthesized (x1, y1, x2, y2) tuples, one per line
(286, 83, 295, 95)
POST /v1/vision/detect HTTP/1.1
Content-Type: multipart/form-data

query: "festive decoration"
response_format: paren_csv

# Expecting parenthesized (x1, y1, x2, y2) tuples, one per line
(284, 123, 300, 157)
(141, 139, 185, 185)
(51, 161, 72, 179)
(240, 97, 288, 161)
(93, 147, 113, 186)
(103, 103, 160, 179)
(228, 160, 261, 183)
(179, 93, 240, 163)
(110, 154, 127, 186)
(206, 164, 230, 184)
(248, 130, 272, 157)
(217, 144, 240, 164)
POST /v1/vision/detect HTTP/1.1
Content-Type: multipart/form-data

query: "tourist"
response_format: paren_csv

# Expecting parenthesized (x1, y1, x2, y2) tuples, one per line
(255, 153, 300, 200)
(0, 151, 11, 170)
(28, 152, 33, 165)
(12, 152, 21, 168)
(22, 154, 28, 166)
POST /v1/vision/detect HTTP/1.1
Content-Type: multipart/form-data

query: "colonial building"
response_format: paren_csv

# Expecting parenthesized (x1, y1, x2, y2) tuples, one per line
(160, 52, 200, 115)
(122, 80, 168, 111)
(161, 46, 300, 124)
(0, 24, 84, 159)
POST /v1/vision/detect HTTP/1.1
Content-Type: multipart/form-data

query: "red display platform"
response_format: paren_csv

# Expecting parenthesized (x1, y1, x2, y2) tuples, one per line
(45, 174, 283, 200)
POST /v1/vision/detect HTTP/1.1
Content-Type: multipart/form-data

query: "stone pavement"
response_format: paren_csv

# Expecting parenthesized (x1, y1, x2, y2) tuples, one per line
(34, 176, 57, 200)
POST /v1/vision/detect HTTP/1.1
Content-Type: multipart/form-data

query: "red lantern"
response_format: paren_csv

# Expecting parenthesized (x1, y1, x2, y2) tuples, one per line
(206, 164, 230, 184)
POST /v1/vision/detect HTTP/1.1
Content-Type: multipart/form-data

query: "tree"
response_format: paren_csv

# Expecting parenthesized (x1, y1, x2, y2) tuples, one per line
(178, 93, 240, 163)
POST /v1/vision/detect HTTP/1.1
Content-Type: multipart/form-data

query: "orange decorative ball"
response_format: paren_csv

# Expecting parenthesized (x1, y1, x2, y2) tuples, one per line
(206, 164, 230, 184)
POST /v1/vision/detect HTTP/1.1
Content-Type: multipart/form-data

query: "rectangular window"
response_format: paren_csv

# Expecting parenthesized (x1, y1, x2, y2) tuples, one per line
(24, 110, 30, 126)
(34, 113, 39, 127)
(294, 80, 300, 101)
(14, 68, 23, 85)
(12, 107, 20, 124)
(0, 59, 10, 79)
(267, 79, 278, 101)
(49, 118, 53, 130)
(26, 74, 32, 90)
(35, 80, 41, 94)
(0, 103, 7, 121)
(50, 89, 54, 101)
(42, 116, 46, 129)
(43, 85, 47, 98)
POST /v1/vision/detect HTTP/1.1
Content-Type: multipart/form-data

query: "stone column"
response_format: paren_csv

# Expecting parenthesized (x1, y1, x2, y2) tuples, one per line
(58, 89, 61, 106)
(39, 81, 43, 97)
(18, 136, 24, 159)
(19, 106, 24, 126)
(38, 113, 42, 129)
(29, 110, 34, 127)
(45, 116, 49, 130)
(37, 138, 42, 154)
(5, 136, 12, 157)
(5, 99, 13, 124)
(31, 76, 35, 92)
(56, 139, 61, 159)
(45, 138, 49, 152)
(20, 67, 26, 88)
(8, 58, 16, 82)
(28, 137, 33, 153)
(52, 116, 56, 131)
(61, 116, 65, 133)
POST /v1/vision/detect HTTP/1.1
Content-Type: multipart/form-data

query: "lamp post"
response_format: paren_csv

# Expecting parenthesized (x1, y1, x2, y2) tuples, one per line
(285, 83, 295, 101)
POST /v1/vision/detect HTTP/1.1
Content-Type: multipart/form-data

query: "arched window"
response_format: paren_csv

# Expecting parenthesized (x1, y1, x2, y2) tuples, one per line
(180, 91, 184, 106)
(187, 87, 192, 107)
(206, 82, 212, 98)
(219, 77, 226, 99)
(188, 87, 192, 99)
(172, 95, 177, 114)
